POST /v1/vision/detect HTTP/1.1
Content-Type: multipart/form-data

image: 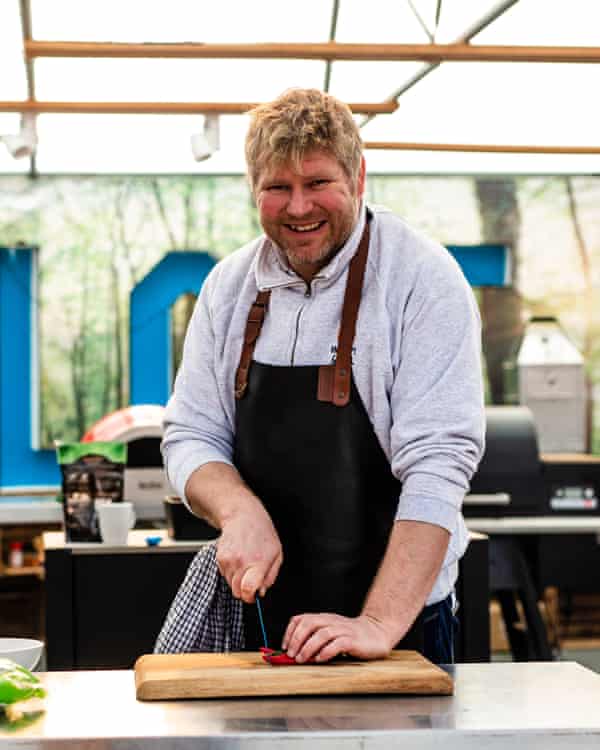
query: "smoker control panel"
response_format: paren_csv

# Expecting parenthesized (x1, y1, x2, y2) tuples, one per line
(549, 485, 598, 511)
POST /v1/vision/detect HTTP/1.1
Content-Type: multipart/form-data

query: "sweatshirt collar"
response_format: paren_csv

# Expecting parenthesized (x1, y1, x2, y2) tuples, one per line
(254, 203, 367, 291)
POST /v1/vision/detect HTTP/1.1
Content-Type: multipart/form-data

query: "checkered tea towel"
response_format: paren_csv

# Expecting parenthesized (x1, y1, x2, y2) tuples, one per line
(154, 541, 245, 653)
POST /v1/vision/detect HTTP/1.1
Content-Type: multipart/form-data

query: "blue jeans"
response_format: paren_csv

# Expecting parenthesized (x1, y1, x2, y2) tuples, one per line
(422, 593, 459, 664)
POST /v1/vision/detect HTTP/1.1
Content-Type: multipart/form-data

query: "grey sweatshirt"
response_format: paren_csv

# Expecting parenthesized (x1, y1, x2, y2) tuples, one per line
(162, 203, 485, 604)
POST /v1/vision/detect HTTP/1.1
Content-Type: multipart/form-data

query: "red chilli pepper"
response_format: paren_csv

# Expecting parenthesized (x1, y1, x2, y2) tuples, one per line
(260, 647, 316, 666)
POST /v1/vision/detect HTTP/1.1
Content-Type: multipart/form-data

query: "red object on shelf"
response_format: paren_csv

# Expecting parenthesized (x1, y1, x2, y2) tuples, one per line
(8, 541, 24, 568)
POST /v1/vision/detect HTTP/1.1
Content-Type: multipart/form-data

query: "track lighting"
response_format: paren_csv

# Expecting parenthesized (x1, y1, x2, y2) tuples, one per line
(190, 115, 220, 162)
(0, 113, 38, 159)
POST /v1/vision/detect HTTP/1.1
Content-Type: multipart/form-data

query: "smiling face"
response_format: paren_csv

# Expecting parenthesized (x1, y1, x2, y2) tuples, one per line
(255, 150, 366, 282)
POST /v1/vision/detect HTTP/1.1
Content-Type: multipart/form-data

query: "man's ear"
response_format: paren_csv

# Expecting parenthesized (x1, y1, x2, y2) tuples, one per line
(246, 173, 258, 203)
(356, 156, 366, 199)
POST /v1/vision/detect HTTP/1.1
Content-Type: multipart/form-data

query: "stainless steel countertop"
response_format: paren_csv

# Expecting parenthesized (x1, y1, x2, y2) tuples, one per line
(2, 662, 600, 748)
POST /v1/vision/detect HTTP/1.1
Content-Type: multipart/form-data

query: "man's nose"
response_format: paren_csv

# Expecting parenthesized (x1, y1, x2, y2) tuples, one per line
(286, 187, 312, 217)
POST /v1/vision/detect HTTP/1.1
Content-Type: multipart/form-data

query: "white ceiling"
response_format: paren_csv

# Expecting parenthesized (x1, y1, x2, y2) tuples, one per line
(1, 0, 599, 174)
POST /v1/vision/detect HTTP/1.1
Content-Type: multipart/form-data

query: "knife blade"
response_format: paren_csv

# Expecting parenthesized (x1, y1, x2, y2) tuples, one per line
(255, 596, 269, 650)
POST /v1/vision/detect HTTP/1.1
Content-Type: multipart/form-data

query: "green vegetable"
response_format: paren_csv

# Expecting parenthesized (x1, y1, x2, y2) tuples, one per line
(0, 660, 46, 705)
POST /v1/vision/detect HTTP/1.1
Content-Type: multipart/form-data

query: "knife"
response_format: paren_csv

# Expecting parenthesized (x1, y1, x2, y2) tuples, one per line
(255, 596, 269, 650)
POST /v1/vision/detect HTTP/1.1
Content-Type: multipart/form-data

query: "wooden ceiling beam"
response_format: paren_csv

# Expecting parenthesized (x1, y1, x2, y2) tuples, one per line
(0, 100, 398, 116)
(363, 142, 600, 155)
(24, 40, 600, 63)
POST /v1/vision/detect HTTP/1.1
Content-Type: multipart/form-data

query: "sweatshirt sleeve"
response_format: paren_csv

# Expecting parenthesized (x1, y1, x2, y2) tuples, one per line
(390, 247, 485, 532)
(161, 267, 235, 503)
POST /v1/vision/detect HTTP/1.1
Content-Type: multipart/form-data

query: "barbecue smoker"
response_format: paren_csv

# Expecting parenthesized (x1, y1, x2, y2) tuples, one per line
(464, 406, 600, 518)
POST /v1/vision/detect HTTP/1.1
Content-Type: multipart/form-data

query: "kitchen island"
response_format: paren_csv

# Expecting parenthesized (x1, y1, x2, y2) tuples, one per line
(1, 662, 599, 748)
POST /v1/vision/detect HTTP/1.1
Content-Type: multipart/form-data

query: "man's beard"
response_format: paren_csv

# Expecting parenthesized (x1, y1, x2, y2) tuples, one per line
(281, 207, 357, 271)
(284, 240, 338, 269)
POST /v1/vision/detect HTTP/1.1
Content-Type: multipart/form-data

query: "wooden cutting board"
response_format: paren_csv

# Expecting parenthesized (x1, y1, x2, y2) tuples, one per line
(134, 650, 453, 700)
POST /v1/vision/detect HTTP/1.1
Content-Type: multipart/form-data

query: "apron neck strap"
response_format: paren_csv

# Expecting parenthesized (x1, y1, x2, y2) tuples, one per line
(235, 290, 270, 399)
(235, 213, 371, 405)
(318, 216, 370, 406)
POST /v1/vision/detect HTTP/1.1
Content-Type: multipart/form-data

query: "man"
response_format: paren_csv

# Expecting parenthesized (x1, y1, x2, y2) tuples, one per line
(162, 88, 484, 664)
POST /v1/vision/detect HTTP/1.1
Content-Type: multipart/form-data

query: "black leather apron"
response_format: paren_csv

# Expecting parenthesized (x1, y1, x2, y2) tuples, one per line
(233, 218, 424, 652)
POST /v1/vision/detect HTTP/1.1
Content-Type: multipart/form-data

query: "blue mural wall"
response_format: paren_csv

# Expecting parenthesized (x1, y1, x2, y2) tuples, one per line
(130, 252, 216, 405)
(0, 247, 56, 489)
(1, 249, 215, 489)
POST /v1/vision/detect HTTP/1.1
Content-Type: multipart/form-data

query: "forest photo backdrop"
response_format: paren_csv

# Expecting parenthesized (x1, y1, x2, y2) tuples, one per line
(1, 174, 599, 450)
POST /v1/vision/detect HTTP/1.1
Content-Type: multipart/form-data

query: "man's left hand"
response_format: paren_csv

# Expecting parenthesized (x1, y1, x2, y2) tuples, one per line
(281, 613, 397, 663)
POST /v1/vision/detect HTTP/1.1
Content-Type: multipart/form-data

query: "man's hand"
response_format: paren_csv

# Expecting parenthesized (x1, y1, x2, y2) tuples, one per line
(282, 613, 395, 663)
(282, 520, 451, 663)
(217, 507, 283, 603)
(185, 462, 283, 603)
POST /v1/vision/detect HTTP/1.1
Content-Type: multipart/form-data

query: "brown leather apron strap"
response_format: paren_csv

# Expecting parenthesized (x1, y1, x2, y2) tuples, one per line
(318, 220, 370, 406)
(235, 289, 270, 399)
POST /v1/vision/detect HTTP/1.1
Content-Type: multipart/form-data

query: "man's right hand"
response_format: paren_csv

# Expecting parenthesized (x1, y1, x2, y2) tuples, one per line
(185, 462, 283, 603)
(216, 508, 283, 603)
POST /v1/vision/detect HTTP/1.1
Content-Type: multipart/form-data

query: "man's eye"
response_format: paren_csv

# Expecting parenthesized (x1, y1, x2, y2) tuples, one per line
(310, 179, 330, 188)
(266, 184, 288, 192)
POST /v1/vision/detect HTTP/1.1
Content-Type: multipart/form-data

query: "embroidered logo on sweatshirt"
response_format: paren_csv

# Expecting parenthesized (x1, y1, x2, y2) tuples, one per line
(330, 344, 356, 363)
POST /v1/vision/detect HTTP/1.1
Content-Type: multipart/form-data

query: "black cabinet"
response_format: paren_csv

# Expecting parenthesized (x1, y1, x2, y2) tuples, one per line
(456, 532, 490, 662)
(536, 534, 600, 591)
(45, 546, 196, 669)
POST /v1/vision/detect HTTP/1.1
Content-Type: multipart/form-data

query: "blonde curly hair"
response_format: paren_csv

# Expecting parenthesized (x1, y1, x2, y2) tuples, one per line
(245, 88, 363, 193)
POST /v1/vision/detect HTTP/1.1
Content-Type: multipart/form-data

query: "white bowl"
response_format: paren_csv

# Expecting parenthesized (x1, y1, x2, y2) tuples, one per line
(0, 638, 44, 670)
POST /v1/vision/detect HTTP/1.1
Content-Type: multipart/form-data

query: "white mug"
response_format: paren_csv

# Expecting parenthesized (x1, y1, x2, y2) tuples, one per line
(96, 501, 135, 545)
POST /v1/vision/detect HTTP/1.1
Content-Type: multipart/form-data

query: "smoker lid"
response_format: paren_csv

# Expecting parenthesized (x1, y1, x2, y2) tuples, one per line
(476, 405, 540, 478)
(517, 317, 583, 366)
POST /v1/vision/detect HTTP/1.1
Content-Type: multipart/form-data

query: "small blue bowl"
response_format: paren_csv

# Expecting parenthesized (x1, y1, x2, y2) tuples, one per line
(145, 535, 162, 547)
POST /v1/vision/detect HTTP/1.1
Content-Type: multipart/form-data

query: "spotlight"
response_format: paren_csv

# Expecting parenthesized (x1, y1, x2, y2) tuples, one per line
(0, 113, 38, 159)
(191, 115, 220, 162)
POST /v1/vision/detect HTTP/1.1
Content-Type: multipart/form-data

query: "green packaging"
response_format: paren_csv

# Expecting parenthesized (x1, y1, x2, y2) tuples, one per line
(56, 441, 127, 542)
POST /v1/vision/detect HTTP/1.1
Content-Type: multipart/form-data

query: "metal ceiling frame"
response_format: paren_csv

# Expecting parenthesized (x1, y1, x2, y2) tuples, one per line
(406, 0, 435, 42)
(18, 0, 34, 104)
(359, 0, 520, 129)
(18, 0, 36, 176)
(7, 0, 599, 172)
(323, 0, 340, 92)
(434, 0, 443, 40)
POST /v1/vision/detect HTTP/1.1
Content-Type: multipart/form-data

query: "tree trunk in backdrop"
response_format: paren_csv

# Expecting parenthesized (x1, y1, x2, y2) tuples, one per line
(71, 252, 90, 437)
(565, 177, 594, 451)
(475, 178, 524, 404)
